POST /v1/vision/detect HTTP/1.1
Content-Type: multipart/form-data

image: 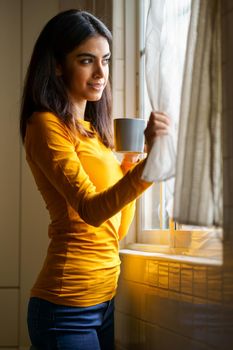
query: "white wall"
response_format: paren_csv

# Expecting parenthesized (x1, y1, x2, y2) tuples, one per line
(0, 1, 20, 348)
(20, 2, 59, 348)
(0, 1, 59, 348)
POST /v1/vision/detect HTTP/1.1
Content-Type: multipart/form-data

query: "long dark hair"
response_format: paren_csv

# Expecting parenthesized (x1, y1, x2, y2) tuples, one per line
(20, 9, 113, 148)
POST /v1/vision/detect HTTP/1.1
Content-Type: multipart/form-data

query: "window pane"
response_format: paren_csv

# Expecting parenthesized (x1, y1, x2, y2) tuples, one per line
(142, 184, 160, 229)
(142, 183, 170, 230)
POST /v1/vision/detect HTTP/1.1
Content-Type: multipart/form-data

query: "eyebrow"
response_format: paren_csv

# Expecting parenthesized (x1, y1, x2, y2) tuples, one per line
(76, 52, 111, 59)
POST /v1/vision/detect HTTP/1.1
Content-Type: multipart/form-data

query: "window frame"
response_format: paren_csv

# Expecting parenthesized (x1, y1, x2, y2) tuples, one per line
(112, 0, 222, 262)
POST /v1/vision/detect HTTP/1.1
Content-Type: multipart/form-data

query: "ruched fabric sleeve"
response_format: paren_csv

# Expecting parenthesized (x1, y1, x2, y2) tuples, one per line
(25, 113, 152, 227)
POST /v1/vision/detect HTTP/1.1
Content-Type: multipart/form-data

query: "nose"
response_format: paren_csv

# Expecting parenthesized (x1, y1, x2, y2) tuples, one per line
(93, 61, 105, 78)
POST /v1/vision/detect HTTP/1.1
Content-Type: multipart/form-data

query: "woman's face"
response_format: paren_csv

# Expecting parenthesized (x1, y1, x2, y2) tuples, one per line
(60, 35, 110, 105)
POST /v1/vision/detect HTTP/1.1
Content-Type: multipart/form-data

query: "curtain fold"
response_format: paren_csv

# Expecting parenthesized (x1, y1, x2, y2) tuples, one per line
(173, 0, 222, 226)
(141, 0, 189, 182)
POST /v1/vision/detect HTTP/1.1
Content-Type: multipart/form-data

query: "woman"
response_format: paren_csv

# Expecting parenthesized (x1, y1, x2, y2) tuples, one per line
(20, 9, 170, 350)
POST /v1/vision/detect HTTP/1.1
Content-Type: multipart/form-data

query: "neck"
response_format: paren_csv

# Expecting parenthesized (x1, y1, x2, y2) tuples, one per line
(70, 99, 87, 120)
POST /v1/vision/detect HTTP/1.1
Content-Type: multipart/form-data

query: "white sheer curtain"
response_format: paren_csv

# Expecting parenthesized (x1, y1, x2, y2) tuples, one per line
(141, 0, 191, 217)
(141, 0, 191, 183)
(173, 0, 222, 226)
(142, 0, 222, 227)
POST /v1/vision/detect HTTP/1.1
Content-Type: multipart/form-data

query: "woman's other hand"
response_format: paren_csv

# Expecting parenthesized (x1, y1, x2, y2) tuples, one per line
(144, 111, 170, 154)
(122, 153, 140, 163)
(121, 153, 140, 174)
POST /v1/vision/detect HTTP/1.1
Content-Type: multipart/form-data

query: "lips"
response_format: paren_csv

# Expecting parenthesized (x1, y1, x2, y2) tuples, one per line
(87, 82, 105, 90)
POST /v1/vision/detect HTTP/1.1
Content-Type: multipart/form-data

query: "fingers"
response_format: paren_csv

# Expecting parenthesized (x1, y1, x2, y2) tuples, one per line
(144, 111, 171, 154)
(149, 111, 170, 128)
(152, 120, 169, 131)
(145, 111, 170, 137)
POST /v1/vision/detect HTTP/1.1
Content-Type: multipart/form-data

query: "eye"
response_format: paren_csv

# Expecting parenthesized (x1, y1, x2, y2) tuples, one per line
(80, 58, 93, 64)
(102, 57, 111, 65)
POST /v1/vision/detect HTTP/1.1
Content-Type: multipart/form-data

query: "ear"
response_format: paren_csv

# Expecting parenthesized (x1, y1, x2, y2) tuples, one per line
(55, 63, 63, 77)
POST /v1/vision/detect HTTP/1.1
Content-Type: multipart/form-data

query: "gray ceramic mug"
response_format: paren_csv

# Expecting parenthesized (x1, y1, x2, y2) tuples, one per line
(114, 118, 146, 153)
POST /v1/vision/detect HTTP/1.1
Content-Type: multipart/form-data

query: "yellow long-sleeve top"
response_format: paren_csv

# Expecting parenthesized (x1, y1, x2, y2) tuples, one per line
(25, 112, 150, 307)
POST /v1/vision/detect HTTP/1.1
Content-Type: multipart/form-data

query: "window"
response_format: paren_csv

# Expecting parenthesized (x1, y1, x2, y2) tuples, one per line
(112, 0, 222, 261)
(135, 0, 222, 260)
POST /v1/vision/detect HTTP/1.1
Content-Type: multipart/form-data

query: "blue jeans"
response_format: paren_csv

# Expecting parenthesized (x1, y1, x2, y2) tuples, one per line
(27, 297, 115, 350)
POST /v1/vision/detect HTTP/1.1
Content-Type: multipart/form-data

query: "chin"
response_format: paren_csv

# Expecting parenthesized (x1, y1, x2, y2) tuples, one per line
(87, 93, 104, 102)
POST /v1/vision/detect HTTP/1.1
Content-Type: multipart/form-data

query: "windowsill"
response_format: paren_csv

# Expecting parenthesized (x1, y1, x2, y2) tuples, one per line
(120, 244, 222, 266)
